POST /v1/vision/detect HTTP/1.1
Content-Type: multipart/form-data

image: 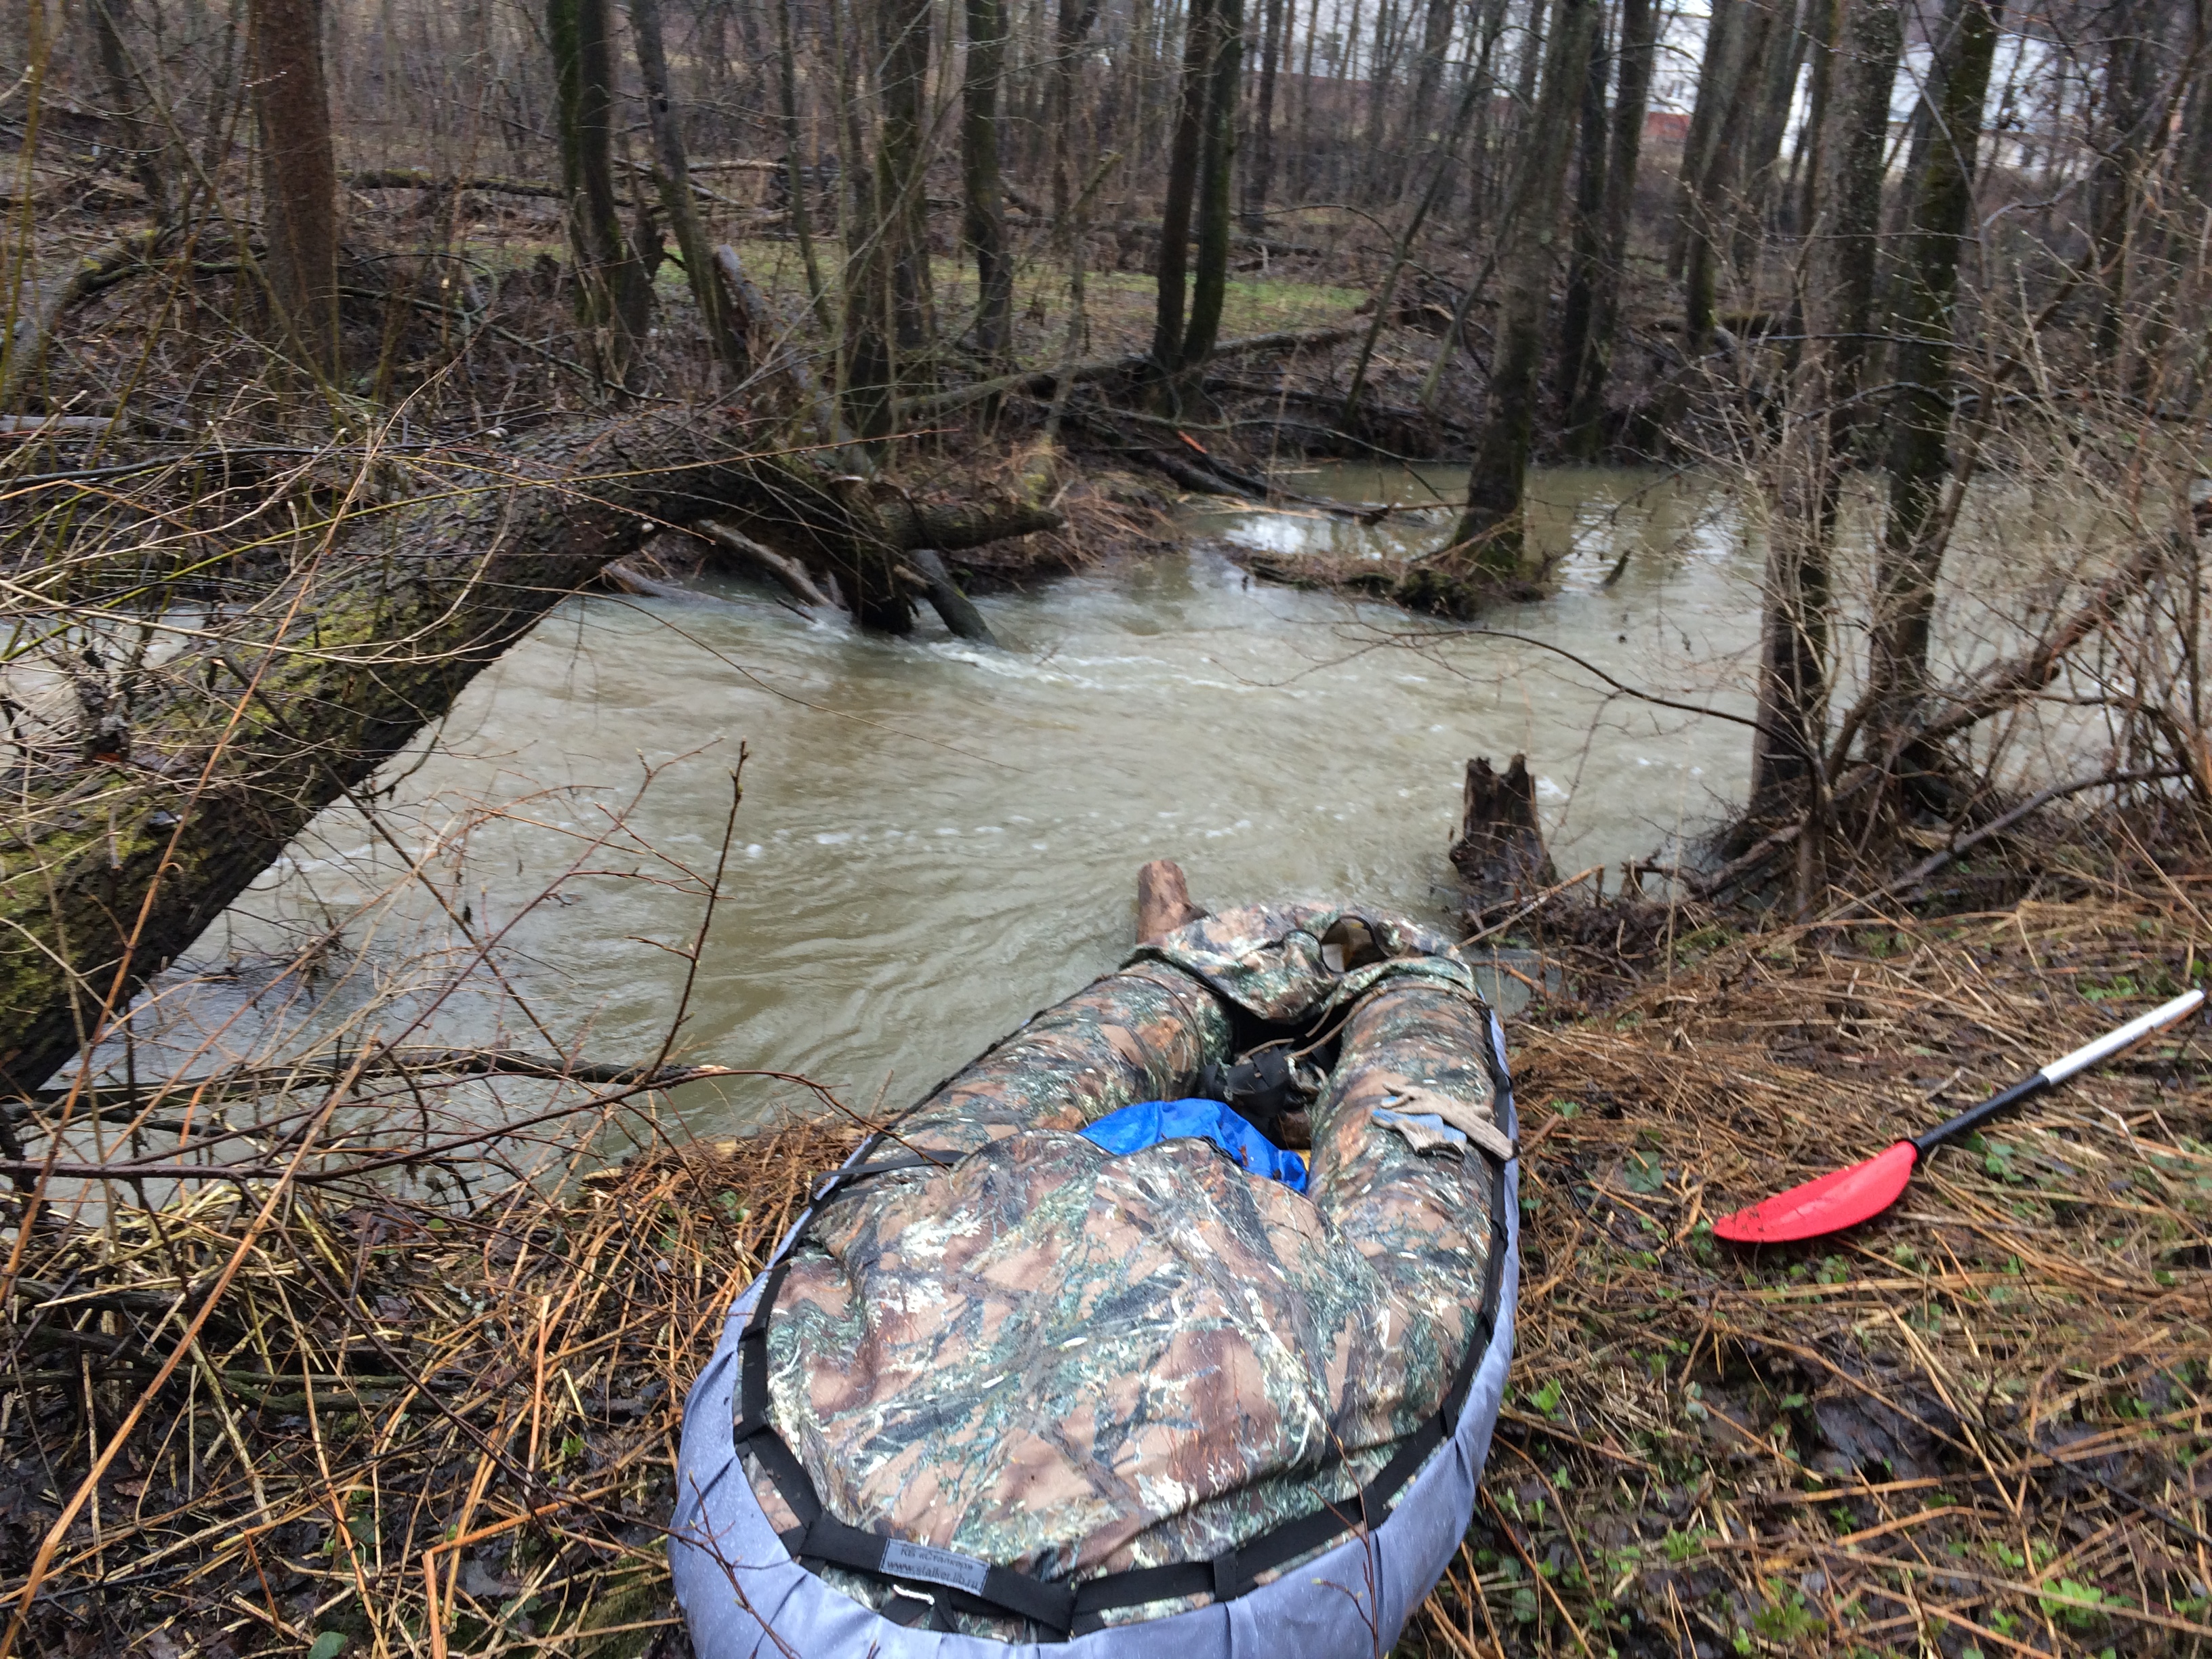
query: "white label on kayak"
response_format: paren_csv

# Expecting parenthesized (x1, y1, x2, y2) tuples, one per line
(882, 1540, 991, 1594)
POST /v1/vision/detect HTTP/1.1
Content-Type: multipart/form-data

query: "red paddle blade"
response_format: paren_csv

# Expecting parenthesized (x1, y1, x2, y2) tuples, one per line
(1711, 1141, 1920, 1244)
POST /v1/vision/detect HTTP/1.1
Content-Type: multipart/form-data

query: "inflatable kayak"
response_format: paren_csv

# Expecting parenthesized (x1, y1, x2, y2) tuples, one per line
(672, 902, 1520, 1655)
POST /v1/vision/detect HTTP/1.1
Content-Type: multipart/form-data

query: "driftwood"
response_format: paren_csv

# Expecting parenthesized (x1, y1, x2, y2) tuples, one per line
(693, 518, 836, 607)
(1448, 755, 1558, 914)
(0, 410, 1056, 1095)
(901, 550, 998, 644)
(1136, 859, 1207, 943)
(602, 556, 731, 603)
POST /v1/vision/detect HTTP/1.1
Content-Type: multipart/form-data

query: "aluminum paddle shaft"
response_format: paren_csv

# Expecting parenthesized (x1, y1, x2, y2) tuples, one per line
(1912, 987, 2205, 1155)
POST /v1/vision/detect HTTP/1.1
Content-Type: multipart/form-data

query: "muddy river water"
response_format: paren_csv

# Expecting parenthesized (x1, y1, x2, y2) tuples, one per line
(148, 462, 1790, 1134)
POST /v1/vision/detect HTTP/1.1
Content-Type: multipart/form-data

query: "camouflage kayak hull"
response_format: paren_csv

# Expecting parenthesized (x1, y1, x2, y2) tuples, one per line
(672, 903, 1519, 1656)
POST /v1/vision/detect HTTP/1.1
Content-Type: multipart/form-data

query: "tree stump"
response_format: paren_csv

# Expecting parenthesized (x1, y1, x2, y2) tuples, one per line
(1448, 755, 1558, 915)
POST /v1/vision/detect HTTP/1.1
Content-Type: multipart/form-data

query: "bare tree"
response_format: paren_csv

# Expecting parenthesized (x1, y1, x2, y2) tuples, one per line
(1869, 0, 2005, 777)
(549, 0, 653, 387)
(1428, 0, 1596, 594)
(250, 0, 340, 375)
(631, 0, 748, 377)
(1560, 0, 1656, 451)
(1746, 0, 1901, 834)
(963, 0, 1015, 365)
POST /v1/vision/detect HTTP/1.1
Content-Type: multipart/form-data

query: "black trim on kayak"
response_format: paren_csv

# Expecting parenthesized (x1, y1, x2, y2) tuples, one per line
(731, 1140, 1512, 1641)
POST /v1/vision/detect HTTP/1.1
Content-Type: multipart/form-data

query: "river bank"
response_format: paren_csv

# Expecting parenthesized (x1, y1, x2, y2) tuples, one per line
(8, 835, 2209, 1656)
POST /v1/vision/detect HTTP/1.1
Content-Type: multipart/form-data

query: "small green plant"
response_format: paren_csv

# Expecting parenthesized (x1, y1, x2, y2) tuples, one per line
(1526, 1377, 1563, 1417)
(1660, 1527, 1708, 1563)
(1751, 1580, 1823, 1642)
(2039, 1578, 2121, 1631)
(1624, 1151, 1666, 1194)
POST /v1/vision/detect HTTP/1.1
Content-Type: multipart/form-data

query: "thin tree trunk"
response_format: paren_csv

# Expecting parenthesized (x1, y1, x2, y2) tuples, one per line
(1822, 0, 1898, 441)
(1151, 0, 1216, 386)
(549, 0, 651, 388)
(1046, 0, 1101, 434)
(1561, 0, 1654, 453)
(1242, 0, 1284, 229)
(1458, 0, 1515, 243)
(0, 415, 1059, 1097)
(1870, 0, 2001, 764)
(2088, 0, 2156, 368)
(1181, 0, 1245, 369)
(1683, 0, 1777, 350)
(1425, 0, 1596, 602)
(874, 0, 937, 382)
(630, 0, 748, 377)
(836, 0, 895, 440)
(1345, 60, 1487, 420)
(90, 0, 168, 221)
(960, 0, 1012, 373)
(1296, 0, 1322, 194)
(1790, 0, 1839, 239)
(1399, 0, 1457, 167)
(249, 0, 340, 377)
(1362, 0, 1399, 192)
(1553, 5, 1610, 426)
(1746, 0, 1898, 825)
(1337, 0, 1366, 197)
(777, 0, 833, 333)
(1738, 0, 1805, 250)
(1669, 0, 1738, 281)
(963, 0, 1014, 365)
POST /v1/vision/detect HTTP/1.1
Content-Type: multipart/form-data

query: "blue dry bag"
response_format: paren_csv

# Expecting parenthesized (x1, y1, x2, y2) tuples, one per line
(1080, 1097, 1309, 1193)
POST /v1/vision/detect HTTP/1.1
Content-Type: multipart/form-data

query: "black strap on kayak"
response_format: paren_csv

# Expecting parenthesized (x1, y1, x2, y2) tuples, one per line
(1068, 1172, 1509, 1632)
(733, 1135, 1511, 1641)
(806, 1152, 942, 1206)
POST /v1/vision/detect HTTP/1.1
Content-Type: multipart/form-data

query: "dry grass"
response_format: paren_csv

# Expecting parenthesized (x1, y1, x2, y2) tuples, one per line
(12, 851, 2212, 1658)
(1410, 867, 2212, 1657)
(1, 1117, 857, 1659)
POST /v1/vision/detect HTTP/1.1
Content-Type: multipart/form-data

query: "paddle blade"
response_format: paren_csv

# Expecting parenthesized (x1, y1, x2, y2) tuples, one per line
(1711, 1141, 1919, 1244)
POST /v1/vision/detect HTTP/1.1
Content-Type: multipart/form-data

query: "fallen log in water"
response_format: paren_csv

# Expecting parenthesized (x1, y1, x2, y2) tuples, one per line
(0, 409, 1055, 1096)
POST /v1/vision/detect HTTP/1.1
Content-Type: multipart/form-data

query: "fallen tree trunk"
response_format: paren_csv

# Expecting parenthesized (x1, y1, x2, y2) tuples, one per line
(0, 410, 1054, 1094)
(901, 325, 1361, 420)
(902, 549, 998, 643)
(1, 231, 163, 413)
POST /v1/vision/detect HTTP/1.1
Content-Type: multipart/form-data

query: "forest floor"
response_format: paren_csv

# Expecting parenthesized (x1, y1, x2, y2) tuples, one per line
(10, 825, 2211, 1658)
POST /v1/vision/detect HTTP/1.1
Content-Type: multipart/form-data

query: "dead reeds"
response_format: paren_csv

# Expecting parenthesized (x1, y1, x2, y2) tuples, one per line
(1412, 847, 2212, 1655)
(1, 1110, 857, 1658)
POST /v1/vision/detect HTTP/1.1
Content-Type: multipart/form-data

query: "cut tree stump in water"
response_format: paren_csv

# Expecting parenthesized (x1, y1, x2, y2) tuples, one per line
(1448, 755, 1558, 914)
